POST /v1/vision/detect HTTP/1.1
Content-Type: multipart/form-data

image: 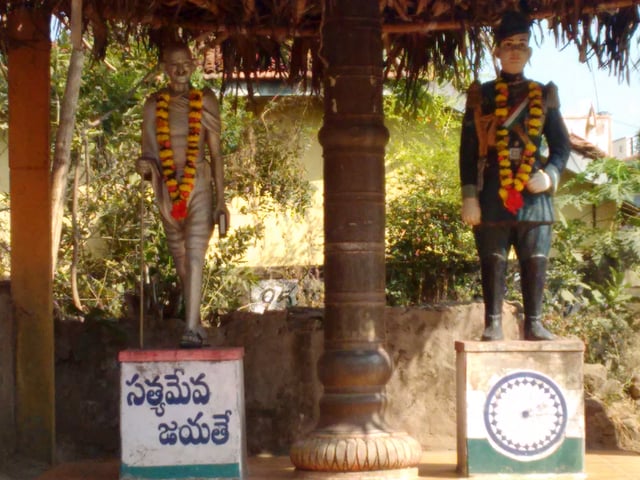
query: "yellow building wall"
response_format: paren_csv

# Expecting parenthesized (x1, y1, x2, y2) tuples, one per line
(229, 98, 325, 268)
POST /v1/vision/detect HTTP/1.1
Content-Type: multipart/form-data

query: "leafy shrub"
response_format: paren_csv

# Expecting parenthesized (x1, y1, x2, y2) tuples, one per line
(546, 157, 640, 374)
(384, 83, 478, 304)
(386, 175, 478, 304)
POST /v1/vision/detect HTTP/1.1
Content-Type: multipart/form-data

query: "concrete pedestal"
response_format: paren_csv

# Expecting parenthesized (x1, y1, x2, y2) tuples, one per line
(119, 348, 246, 479)
(456, 340, 585, 477)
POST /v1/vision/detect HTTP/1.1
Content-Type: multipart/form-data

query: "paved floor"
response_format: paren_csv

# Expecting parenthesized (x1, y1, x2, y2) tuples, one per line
(0, 449, 635, 479)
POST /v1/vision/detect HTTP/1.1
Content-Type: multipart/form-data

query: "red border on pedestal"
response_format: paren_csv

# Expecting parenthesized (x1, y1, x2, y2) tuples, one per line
(118, 347, 244, 363)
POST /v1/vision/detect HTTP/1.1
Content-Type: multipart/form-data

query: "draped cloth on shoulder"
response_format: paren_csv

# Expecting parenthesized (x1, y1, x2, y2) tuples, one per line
(141, 88, 221, 261)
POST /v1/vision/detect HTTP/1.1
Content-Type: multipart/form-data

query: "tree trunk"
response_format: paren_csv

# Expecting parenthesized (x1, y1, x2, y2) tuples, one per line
(50, 46, 85, 275)
(70, 153, 83, 311)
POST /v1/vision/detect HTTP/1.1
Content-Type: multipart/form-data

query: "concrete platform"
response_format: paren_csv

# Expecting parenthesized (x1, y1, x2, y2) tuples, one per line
(16, 450, 639, 479)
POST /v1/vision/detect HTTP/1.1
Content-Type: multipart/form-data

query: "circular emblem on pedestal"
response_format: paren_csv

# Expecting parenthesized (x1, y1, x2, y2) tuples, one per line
(484, 370, 568, 461)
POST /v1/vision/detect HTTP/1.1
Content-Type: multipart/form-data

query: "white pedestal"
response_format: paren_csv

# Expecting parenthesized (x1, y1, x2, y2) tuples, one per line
(456, 339, 585, 477)
(119, 348, 246, 479)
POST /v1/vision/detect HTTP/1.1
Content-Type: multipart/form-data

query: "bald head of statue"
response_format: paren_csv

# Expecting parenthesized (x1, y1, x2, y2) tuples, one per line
(161, 43, 195, 94)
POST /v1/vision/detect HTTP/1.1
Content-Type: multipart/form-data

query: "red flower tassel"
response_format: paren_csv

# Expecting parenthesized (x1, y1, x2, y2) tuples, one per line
(171, 199, 188, 220)
(505, 189, 524, 215)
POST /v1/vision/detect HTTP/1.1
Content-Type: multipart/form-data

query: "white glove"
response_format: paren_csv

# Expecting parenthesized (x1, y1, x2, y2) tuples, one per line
(461, 197, 481, 226)
(527, 170, 552, 193)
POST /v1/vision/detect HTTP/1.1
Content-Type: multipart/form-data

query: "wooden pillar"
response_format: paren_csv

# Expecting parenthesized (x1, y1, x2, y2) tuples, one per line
(7, 5, 54, 463)
(0, 281, 15, 456)
(290, 1, 421, 475)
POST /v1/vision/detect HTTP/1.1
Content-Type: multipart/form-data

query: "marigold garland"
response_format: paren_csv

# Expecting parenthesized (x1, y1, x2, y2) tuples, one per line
(156, 88, 203, 220)
(494, 79, 543, 214)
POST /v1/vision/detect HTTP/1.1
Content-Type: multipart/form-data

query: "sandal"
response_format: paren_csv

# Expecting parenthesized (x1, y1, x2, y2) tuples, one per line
(179, 328, 208, 349)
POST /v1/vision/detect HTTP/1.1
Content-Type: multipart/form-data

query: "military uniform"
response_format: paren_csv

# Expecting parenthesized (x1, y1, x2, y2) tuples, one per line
(459, 71, 571, 340)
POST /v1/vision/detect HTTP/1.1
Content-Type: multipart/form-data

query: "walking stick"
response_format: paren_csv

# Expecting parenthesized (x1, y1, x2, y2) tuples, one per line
(139, 179, 146, 349)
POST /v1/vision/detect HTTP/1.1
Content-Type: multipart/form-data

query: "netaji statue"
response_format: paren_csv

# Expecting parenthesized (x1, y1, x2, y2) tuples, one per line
(459, 10, 571, 341)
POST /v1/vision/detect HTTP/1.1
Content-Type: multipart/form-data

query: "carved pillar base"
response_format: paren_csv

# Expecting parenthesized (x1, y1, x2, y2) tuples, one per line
(291, 429, 422, 474)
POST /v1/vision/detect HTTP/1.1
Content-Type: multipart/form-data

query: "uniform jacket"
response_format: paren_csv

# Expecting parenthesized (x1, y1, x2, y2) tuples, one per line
(459, 73, 571, 224)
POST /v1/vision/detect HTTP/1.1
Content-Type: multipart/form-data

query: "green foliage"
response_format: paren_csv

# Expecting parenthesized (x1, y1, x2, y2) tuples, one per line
(547, 157, 640, 373)
(386, 185, 478, 304)
(222, 96, 315, 217)
(546, 266, 638, 372)
(555, 157, 640, 285)
(50, 36, 159, 318)
(384, 81, 461, 185)
(559, 156, 640, 212)
(384, 84, 478, 304)
(201, 225, 262, 323)
(53, 169, 150, 317)
(544, 220, 591, 311)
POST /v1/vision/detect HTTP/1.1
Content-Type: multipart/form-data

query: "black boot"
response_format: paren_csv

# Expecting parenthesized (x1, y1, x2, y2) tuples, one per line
(524, 316, 555, 341)
(480, 254, 507, 341)
(521, 256, 555, 341)
(482, 314, 504, 341)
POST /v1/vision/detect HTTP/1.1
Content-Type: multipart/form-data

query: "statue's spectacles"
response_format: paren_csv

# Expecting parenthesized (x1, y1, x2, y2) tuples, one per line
(500, 41, 529, 52)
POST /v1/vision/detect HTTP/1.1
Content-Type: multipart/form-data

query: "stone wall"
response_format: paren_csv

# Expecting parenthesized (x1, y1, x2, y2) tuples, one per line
(207, 302, 520, 454)
(3, 300, 532, 460)
(6, 281, 637, 463)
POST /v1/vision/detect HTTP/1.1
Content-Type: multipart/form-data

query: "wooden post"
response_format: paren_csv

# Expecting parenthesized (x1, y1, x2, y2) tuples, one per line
(0, 281, 15, 456)
(7, 5, 54, 463)
(290, 1, 421, 475)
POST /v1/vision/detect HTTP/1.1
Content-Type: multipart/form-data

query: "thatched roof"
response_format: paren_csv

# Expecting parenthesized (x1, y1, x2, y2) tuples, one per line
(2, 1, 640, 89)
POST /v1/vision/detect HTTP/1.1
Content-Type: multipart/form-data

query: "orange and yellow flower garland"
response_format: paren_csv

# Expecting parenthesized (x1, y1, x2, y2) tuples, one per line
(494, 79, 543, 214)
(156, 88, 203, 220)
